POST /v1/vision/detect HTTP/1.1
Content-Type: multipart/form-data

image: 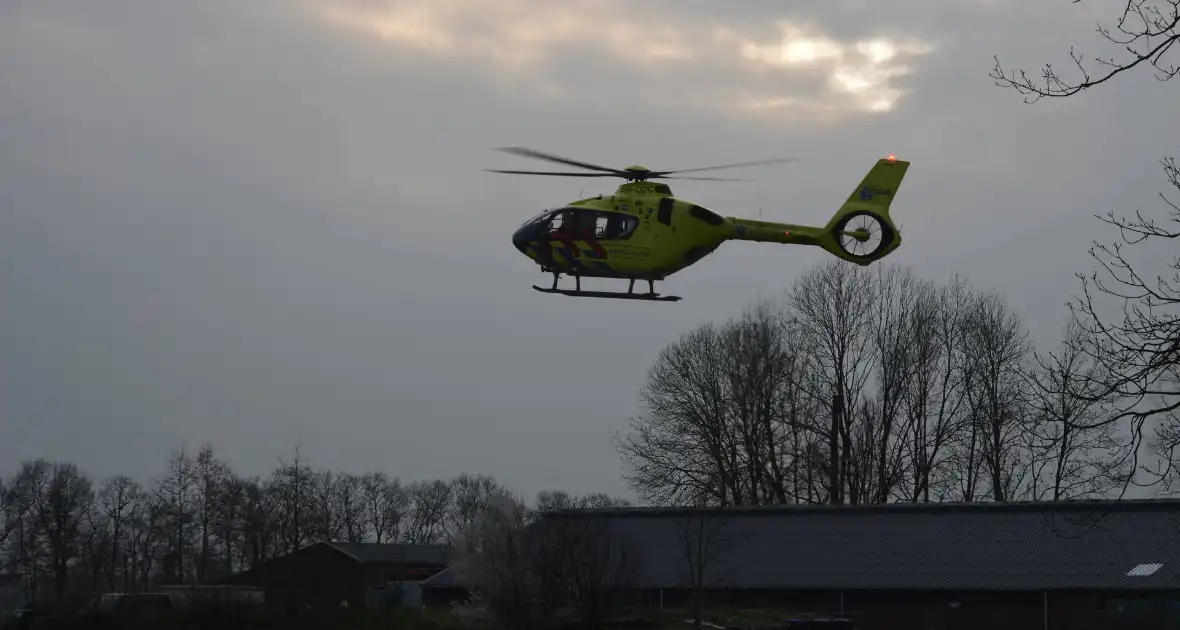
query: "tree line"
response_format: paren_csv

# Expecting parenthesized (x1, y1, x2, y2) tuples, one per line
(0, 446, 625, 609)
(613, 257, 1178, 507)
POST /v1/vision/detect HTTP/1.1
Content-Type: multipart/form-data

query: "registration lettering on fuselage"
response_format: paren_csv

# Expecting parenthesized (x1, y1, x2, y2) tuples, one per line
(607, 246, 650, 259)
(618, 183, 663, 195)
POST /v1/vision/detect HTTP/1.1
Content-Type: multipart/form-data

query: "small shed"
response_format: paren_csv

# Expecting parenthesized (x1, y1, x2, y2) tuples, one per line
(221, 542, 451, 609)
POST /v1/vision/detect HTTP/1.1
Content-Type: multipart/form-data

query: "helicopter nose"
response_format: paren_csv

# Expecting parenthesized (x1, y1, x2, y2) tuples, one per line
(512, 226, 530, 254)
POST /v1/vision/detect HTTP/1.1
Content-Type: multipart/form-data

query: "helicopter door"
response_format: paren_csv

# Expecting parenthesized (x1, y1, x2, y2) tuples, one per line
(567, 209, 597, 240)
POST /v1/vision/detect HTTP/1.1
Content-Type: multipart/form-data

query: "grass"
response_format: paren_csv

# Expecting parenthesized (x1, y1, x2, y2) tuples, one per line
(641, 606, 853, 629)
(22, 604, 851, 630)
(24, 603, 469, 630)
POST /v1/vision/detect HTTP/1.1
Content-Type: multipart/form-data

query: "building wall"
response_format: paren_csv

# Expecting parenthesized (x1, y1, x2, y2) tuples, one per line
(421, 586, 471, 608)
(222, 544, 365, 609)
(1055, 590, 1180, 630)
(629, 588, 1180, 630)
(420, 585, 1180, 629)
(624, 588, 1044, 630)
(358, 562, 447, 610)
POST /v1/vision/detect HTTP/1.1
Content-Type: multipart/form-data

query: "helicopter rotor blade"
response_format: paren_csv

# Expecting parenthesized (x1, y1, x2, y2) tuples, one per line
(485, 169, 620, 177)
(494, 147, 626, 175)
(652, 157, 803, 177)
(661, 175, 752, 181)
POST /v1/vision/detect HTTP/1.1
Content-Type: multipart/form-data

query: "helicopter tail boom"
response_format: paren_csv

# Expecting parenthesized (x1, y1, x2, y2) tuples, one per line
(726, 217, 818, 245)
(726, 157, 911, 265)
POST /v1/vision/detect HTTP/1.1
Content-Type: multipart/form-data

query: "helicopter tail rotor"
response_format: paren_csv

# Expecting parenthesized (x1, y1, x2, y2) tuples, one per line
(820, 156, 910, 264)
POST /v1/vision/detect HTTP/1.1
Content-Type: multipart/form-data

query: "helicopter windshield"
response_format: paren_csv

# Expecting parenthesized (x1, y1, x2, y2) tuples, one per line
(521, 209, 556, 227)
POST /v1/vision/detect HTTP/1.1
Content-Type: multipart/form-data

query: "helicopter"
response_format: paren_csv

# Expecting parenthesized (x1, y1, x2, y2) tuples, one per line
(489, 146, 911, 302)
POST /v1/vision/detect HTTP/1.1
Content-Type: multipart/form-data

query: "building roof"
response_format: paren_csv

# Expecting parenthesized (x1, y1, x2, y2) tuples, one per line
(419, 563, 469, 588)
(324, 542, 452, 565)
(437, 499, 1180, 592)
(540, 497, 1180, 519)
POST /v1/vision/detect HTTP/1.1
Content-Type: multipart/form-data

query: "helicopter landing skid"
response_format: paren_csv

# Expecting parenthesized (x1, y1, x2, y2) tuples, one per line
(531, 286, 682, 302)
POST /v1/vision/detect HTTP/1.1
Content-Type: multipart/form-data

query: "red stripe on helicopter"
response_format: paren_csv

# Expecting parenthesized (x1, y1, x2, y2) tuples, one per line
(581, 238, 607, 259)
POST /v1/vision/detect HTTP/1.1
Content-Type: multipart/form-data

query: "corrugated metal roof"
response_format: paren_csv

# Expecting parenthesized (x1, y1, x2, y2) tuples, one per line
(478, 500, 1180, 591)
(324, 542, 452, 565)
(540, 497, 1180, 519)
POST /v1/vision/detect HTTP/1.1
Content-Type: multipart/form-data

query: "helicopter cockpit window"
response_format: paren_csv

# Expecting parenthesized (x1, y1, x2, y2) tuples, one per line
(522, 209, 554, 227)
(545, 211, 568, 235)
(541, 209, 639, 240)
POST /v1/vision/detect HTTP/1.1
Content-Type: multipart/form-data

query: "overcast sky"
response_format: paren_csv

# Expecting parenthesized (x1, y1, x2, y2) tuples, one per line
(1, 0, 1177, 500)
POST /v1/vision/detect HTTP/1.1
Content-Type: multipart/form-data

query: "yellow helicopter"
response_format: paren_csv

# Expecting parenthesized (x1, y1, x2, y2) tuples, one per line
(490, 147, 910, 302)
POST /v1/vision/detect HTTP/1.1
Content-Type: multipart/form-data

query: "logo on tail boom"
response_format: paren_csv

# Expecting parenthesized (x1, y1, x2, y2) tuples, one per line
(859, 185, 894, 201)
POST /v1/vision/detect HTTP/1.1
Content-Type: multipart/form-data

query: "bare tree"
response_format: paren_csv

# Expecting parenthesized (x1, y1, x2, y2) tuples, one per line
(332, 473, 367, 544)
(717, 300, 803, 505)
(899, 275, 973, 501)
(445, 474, 504, 545)
(310, 469, 342, 543)
(461, 491, 639, 630)
(403, 480, 452, 544)
(956, 290, 1033, 501)
(1067, 158, 1180, 489)
(155, 447, 196, 583)
(457, 491, 539, 630)
(7, 461, 49, 604)
(674, 505, 733, 629)
(545, 514, 640, 630)
(360, 471, 406, 543)
(193, 444, 227, 582)
(790, 260, 878, 504)
(1, 466, 40, 553)
(535, 490, 578, 512)
(33, 462, 93, 605)
(776, 315, 830, 506)
(614, 321, 738, 506)
(270, 444, 316, 554)
(991, 0, 1180, 492)
(80, 500, 108, 596)
(1024, 320, 1135, 499)
(616, 289, 855, 509)
(616, 264, 1005, 507)
(0, 477, 13, 550)
(95, 475, 141, 590)
(214, 473, 248, 576)
(240, 477, 277, 569)
(866, 266, 929, 502)
(6, 463, 48, 603)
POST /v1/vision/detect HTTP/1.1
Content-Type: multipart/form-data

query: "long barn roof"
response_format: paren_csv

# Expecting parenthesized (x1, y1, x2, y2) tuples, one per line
(431, 499, 1180, 591)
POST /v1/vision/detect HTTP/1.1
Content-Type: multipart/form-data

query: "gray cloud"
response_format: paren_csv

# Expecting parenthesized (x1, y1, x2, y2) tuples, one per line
(313, 0, 938, 116)
(1, 0, 1177, 499)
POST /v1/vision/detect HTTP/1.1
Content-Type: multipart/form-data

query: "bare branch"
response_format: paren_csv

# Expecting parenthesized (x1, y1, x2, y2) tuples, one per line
(991, 0, 1180, 102)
